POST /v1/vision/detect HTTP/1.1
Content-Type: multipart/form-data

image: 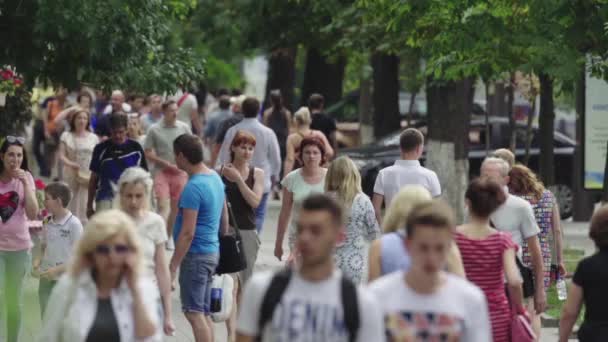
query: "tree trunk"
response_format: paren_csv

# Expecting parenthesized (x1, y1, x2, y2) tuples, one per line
(359, 71, 374, 145)
(300, 47, 346, 108)
(539, 72, 556, 186)
(523, 96, 536, 165)
(265, 47, 297, 111)
(407, 91, 416, 126)
(426, 78, 474, 223)
(371, 53, 400, 138)
(507, 74, 517, 151)
(484, 81, 492, 154)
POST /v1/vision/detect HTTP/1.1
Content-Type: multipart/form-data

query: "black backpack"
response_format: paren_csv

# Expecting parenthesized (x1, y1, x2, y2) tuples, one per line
(257, 268, 360, 342)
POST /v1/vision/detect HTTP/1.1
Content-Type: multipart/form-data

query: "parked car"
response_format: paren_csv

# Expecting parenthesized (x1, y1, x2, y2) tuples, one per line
(340, 116, 576, 218)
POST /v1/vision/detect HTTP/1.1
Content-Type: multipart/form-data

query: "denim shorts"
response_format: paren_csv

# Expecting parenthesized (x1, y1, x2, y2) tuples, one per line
(179, 253, 219, 314)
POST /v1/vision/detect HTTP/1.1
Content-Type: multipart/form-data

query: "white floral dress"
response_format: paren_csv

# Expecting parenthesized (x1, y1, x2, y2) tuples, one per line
(334, 193, 380, 284)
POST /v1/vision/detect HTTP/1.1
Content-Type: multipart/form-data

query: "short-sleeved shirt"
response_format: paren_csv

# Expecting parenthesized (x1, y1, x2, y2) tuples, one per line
(573, 250, 608, 334)
(204, 109, 233, 139)
(373, 160, 441, 205)
(0, 172, 35, 251)
(489, 191, 540, 257)
(310, 112, 337, 144)
(174, 172, 225, 254)
(177, 93, 198, 130)
(140, 113, 163, 134)
(144, 120, 191, 166)
(89, 139, 148, 201)
(134, 211, 168, 277)
(41, 213, 83, 274)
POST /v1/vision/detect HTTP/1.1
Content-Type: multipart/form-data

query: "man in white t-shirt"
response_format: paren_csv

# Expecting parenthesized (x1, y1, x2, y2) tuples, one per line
(237, 194, 384, 342)
(368, 200, 491, 342)
(175, 89, 202, 135)
(480, 157, 546, 336)
(372, 128, 441, 224)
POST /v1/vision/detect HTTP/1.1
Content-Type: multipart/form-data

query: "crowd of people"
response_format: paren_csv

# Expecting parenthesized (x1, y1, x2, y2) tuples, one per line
(0, 85, 605, 342)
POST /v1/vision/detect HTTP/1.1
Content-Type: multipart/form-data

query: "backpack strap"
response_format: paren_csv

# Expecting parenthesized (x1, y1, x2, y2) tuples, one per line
(257, 268, 292, 341)
(341, 277, 360, 342)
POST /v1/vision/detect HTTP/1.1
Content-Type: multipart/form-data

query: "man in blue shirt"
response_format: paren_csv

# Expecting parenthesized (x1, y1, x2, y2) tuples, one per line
(169, 133, 227, 341)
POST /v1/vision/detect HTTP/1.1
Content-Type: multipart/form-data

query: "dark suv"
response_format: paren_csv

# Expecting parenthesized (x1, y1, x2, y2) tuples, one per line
(340, 116, 576, 218)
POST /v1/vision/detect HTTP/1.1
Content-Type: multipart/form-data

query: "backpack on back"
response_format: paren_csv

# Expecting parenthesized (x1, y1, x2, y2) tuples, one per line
(257, 268, 360, 342)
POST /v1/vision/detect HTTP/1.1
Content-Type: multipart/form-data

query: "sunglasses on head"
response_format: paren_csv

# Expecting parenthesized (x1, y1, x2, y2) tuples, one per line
(6, 136, 25, 145)
(94, 244, 131, 255)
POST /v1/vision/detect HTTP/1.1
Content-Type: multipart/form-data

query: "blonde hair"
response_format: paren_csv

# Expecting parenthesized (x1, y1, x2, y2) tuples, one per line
(325, 156, 362, 207)
(115, 167, 153, 211)
(294, 107, 312, 127)
(492, 148, 515, 169)
(69, 209, 143, 277)
(382, 185, 432, 233)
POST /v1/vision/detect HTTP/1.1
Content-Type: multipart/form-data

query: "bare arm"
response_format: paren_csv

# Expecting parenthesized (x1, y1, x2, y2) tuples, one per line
(23, 176, 38, 220)
(221, 201, 229, 235)
(552, 203, 565, 274)
(527, 235, 547, 313)
(371, 193, 384, 226)
(274, 188, 293, 259)
(54, 106, 77, 125)
(236, 334, 256, 342)
(446, 242, 465, 277)
(367, 239, 382, 282)
(154, 243, 173, 333)
(283, 136, 296, 176)
(131, 286, 157, 339)
(235, 169, 264, 209)
(170, 208, 197, 270)
(316, 131, 334, 160)
(144, 148, 175, 170)
(559, 283, 583, 342)
(59, 141, 79, 169)
(329, 131, 338, 153)
(190, 108, 203, 136)
(504, 247, 524, 309)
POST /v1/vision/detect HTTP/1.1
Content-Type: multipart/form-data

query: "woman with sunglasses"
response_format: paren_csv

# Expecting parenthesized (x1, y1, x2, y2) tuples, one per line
(116, 167, 175, 336)
(38, 209, 160, 342)
(0, 136, 39, 342)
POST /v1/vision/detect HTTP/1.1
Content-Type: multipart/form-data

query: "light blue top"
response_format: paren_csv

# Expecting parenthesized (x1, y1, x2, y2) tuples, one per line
(380, 231, 411, 275)
(174, 172, 225, 254)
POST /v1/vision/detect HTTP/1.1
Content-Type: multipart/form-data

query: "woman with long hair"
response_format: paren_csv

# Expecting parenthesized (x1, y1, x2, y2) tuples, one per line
(127, 113, 146, 146)
(456, 178, 525, 342)
(283, 107, 334, 176)
(38, 210, 160, 341)
(58, 109, 99, 223)
(219, 130, 264, 341)
(326, 156, 380, 284)
(116, 167, 175, 336)
(0, 136, 39, 342)
(275, 137, 328, 262)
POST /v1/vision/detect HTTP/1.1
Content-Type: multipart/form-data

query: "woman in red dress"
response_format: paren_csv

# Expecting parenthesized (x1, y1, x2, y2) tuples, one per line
(455, 178, 526, 342)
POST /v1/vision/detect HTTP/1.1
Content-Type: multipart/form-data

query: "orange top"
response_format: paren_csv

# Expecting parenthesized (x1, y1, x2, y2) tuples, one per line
(46, 100, 63, 134)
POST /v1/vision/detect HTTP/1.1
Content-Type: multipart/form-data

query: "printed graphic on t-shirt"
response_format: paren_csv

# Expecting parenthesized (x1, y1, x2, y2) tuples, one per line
(384, 311, 464, 342)
(268, 300, 348, 341)
(0, 191, 19, 222)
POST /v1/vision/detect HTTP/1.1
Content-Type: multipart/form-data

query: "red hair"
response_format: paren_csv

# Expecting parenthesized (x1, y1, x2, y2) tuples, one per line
(230, 130, 257, 161)
(299, 136, 326, 165)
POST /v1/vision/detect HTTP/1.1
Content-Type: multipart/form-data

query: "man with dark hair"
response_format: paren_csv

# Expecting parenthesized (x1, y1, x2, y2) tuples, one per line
(128, 93, 146, 115)
(170, 133, 227, 342)
(145, 100, 192, 247)
(87, 113, 147, 217)
(96, 90, 132, 138)
(217, 97, 281, 233)
(204, 95, 233, 144)
(237, 194, 384, 342)
(308, 93, 337, 152)
(369, 200, 491, 342)
(371, 128, 441, 223)
(140, 94, 164, 133)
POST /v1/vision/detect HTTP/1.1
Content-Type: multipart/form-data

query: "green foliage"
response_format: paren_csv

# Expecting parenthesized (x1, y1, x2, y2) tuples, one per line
(0, 87, 33, 137)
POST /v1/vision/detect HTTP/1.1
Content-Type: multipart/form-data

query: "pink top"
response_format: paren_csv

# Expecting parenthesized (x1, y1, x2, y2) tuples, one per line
(0, 172, 34, 251)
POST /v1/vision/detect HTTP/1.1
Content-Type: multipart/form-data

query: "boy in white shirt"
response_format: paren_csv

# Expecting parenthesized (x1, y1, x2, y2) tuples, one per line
(368, 200, 491, 342)
(33, 182, 83, 316)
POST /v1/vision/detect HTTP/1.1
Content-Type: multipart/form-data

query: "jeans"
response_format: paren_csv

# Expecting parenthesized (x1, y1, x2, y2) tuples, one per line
(38, 278, 57, 319)
(255, 192, 269, 233)
(0, 250, 30, 342)
(179, 253, 218, 314)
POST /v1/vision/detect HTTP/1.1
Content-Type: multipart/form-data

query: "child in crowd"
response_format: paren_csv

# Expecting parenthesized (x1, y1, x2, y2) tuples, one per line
(33, 182, 83, 317)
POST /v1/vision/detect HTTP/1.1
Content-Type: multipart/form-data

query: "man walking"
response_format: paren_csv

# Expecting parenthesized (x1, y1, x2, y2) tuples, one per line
(308, 93, 338, 152)
(87, 113, 147, 217)
(217, 97, 281, 233)
(96, 90, 132, 138)
(140, 94, 164, 133)
(144, 100, 191, 245)
(169, 134, 227, 342)
(372, 128, 441, 223)
(237, 194, 384, 342)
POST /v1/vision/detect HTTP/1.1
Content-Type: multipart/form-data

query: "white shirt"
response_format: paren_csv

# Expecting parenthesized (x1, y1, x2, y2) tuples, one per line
(373, 160, 441, 205)
(103, 103, 132, 114)
(134, 212, 168, 278)
(176, 93, 198, 130)
(41, 213, 83, 275)
(237, 270, 385, 342)
(38, 271, 161, 342)
(368, 272, 491, 342)
(217, 118, 281, 192)
(490, 189, 540, 257)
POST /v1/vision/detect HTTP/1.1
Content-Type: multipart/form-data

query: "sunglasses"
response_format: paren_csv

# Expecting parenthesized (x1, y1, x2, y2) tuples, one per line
(94, 244, 131, 255)
(6, 136, 25, 145)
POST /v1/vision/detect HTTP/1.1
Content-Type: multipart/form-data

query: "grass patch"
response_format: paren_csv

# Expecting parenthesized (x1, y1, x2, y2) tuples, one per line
(546, 248, 586, 325)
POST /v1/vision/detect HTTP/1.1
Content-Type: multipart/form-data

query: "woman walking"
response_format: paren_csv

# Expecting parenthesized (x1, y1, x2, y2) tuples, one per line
(275, 137, 328, 262)
(0, 136, 39, 342)
(455, 178, 525, 342)
(219, 130, 264, 340)
(58, 109, 99, 223)
(116, 167, 175, 336)
(283, 107, 333, 175)
(326, 156, 380, 284)
(38, 210, 160, 341)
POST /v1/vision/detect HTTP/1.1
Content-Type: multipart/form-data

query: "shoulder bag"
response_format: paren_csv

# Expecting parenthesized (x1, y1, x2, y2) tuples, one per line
(215, 202, 247, 274)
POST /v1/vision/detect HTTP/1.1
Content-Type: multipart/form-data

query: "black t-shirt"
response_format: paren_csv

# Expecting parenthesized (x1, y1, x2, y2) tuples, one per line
(573, 249, 608, 338)
(215, 114, 244, 144)
(86, 298, 120, 342)
(310, 112, 337, 144)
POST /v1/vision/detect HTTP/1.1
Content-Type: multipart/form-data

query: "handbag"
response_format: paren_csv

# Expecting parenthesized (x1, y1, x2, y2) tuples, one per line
(76, 169, 91, 185)
(215, 202, 247, 274)
(210, 274, 235, 323)
(511, 305, 536, 342)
